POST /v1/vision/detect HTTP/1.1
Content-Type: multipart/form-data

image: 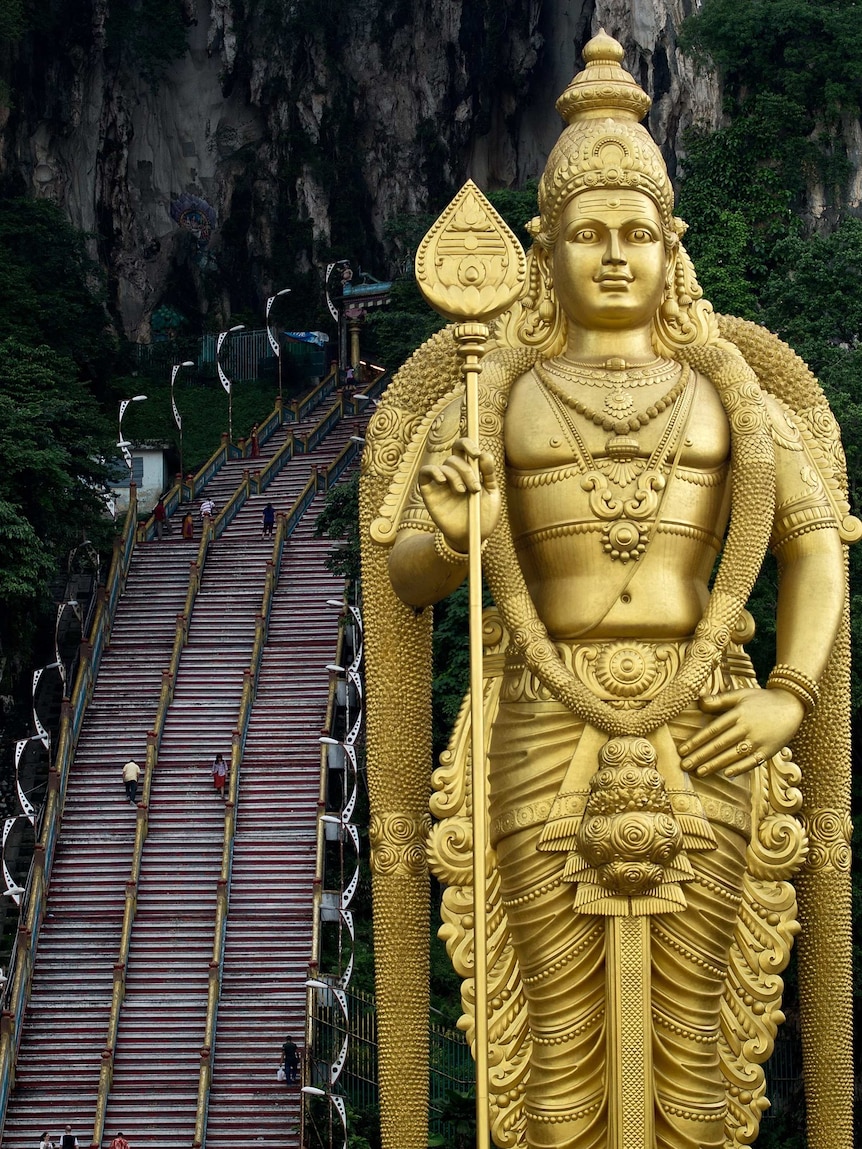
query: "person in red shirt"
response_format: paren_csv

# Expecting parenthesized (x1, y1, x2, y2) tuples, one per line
(153, 498, 167, 541)
(108, 1134, 130, 1149)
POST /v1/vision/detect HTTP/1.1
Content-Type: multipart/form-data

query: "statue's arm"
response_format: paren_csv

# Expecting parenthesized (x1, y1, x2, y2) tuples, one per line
(389, 527, 468, 608)
(767, 390, 845, 678)
(680, 394, 845, 776)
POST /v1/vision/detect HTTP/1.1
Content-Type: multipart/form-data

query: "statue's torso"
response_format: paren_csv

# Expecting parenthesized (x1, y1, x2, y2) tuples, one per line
(504, 364, 732, 641)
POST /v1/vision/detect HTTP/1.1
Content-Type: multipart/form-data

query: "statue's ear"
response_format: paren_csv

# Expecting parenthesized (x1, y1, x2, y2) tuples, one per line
(493, 242, 567, 355)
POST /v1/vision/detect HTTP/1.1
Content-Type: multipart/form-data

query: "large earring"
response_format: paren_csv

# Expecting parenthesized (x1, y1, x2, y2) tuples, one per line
(515, 245, 565, 352)
(538, 254, 555, 323)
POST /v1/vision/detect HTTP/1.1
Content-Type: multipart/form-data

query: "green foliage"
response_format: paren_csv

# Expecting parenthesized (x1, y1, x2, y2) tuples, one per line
(115, 371, 280, 479)
(0, 339, 113, 660)
(488, 181, 539, 250)
(679, 0, 862, 118)
(759, 218, 862, 368)
(314, 472, 361, 582)
(427, 1088, 477, 1149)
(676, 110, 802, 316)
(0, 0, 25, 42)
(755, 1105, 809, 1149)
(105, 0, 189, 83)
(0, 196, 116, 394)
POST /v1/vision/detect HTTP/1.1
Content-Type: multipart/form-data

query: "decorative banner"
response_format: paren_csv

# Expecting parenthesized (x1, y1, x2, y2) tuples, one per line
(170, 364, 184, 430)
(31, 668, 51, 750)
(216, 330, 232, 394)
(331, 1093, 348, 1149)
(325, 261, 352, 323)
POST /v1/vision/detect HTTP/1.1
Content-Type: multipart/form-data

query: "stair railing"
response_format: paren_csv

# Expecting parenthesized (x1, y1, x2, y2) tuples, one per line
(185, 441, 229, 504)
(237, 400, 286, 456)
(291, 365, 338, 422)
(252, 429, 297, 495)
(193, 510, 288, 1148)
(89, 513, 214, 1149)
(323, 436, 361, 490)
(136, 368, 346, 539)
(208, 396, 348, 542)
(305, 397, 345, 455)
(212, 472, 251, 540)
(0, 489, 139, 1136)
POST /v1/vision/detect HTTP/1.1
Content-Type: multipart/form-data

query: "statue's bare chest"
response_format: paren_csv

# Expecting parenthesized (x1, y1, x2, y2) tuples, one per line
(504, 366, 730, 473)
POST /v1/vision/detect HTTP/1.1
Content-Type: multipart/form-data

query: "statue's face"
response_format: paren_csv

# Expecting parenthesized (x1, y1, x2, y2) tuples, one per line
(552, 190, 667, 332)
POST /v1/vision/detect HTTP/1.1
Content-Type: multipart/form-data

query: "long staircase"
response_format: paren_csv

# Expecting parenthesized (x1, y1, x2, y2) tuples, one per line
(1, 384, 370, 1147)
(204, 492, 348, 1147)
(1, 542, 199, 1144)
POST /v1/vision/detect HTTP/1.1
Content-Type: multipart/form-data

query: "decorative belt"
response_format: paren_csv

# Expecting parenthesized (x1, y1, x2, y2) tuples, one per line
(501, 637, 712, 707)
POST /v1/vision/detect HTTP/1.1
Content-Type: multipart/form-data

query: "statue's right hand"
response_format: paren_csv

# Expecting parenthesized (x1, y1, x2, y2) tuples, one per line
(418, 437, 501, 554)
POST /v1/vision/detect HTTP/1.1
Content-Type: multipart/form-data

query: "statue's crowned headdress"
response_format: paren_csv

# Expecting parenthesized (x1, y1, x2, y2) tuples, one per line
(536, 30, 674, 240)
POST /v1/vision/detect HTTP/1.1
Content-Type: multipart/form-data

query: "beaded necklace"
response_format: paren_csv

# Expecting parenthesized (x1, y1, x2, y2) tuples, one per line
(534, 360, 686, 436)
(545, 355, 678, 388)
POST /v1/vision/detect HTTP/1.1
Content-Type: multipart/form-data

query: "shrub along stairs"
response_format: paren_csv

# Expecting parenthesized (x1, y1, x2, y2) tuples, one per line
(0, 382, 372, 1148)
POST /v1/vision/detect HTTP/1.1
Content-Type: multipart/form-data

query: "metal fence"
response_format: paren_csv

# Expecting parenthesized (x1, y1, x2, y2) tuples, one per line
(309, 987, 473, 1134)
(199, 330, 272, 382)
(308, 986, 807, 1134)
(135, 328, 327, 383)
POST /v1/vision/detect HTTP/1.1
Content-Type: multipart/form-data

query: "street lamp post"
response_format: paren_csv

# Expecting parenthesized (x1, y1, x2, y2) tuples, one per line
(325, 260, 350, 373)
(216, 325, 245, 444)
(117, 394, 148, 477)
(265, 287, 291, 404)
(170, 360, 195, 495)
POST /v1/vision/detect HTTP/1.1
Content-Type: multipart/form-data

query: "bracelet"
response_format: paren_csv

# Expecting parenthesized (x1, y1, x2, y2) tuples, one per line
(433, 530, 469, 566)
(766, 664, 820, 714)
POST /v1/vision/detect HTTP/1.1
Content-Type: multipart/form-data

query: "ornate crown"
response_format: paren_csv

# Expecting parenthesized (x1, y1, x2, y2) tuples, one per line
(535, 30, 674, 238)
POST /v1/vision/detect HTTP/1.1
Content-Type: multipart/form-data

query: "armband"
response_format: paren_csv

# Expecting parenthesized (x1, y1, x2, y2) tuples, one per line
(766, 664, 820, 714)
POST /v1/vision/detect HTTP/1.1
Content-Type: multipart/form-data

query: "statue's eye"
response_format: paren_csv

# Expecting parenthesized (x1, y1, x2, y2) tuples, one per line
(573, 229, 597, 243)
(628, 228, 654, 243)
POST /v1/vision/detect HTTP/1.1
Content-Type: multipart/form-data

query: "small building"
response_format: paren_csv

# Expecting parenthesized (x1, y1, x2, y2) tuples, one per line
(110, 443, 169, 516)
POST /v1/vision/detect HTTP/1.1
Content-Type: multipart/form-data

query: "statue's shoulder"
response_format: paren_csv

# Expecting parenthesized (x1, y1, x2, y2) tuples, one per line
(716, 314, 861, 543)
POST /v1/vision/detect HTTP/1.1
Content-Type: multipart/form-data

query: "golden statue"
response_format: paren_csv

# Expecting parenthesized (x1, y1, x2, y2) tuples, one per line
(360, 32, 856, 1149)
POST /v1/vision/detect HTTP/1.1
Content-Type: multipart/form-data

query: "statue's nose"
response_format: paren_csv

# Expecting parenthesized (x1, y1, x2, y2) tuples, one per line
(603, 229, 625, 264)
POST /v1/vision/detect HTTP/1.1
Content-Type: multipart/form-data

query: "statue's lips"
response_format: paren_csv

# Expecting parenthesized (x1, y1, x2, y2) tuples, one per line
(595, 274, 634, 288)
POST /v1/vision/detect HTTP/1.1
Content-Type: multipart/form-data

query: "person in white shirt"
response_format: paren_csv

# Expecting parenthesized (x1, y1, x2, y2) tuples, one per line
(121, 760, 141, 805)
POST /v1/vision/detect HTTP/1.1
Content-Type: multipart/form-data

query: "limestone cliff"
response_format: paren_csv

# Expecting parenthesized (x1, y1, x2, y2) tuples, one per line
(0, 0, 720, 338)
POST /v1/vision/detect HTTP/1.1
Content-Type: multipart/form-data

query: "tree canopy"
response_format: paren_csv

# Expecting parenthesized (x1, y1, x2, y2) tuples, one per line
(0, 338, 113, 662)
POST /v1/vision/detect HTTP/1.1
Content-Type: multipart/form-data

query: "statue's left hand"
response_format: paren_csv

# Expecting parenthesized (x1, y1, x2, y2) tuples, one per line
(678, 689, 806, 777)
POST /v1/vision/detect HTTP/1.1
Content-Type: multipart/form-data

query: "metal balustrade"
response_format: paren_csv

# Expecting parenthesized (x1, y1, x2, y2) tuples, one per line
(0, 488, 139, 1137)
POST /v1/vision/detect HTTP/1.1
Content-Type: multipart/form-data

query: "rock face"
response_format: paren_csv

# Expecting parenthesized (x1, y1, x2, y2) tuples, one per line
(0, 0, 722, 339)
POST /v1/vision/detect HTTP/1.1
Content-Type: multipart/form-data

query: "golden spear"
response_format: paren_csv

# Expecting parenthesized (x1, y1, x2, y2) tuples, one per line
(415, 180, 526, 1144)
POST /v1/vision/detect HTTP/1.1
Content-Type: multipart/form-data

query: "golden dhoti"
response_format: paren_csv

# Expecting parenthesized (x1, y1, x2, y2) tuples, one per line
(488, 647, 752, 1149)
